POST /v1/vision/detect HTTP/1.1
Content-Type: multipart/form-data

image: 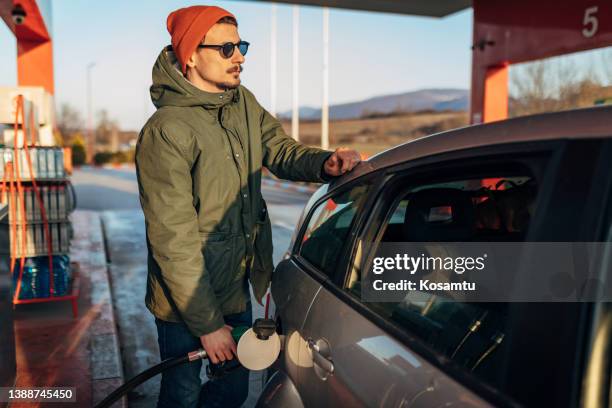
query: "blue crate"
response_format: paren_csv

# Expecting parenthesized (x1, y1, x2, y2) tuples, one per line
(12, 255, 72, 299)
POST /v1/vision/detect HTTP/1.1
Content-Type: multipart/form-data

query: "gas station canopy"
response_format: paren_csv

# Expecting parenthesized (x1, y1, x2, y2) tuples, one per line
(0, 0, 54, 94)
(259, 0, 470, 16)
(2, 0, 611, 124)
(258, 0, 612, 125)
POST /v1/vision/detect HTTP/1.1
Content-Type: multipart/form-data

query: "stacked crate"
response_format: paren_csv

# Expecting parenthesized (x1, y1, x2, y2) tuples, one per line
(0, 147, 73, 257)
(0, 89, 78, 313)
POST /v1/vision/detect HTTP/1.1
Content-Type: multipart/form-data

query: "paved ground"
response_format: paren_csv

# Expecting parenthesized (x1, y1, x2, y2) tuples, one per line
(9, 210, 126, 408)
(72, 166, 312, 407)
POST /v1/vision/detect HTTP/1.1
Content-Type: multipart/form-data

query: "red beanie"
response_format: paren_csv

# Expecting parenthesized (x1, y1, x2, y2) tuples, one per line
(167, 5, 236, 74)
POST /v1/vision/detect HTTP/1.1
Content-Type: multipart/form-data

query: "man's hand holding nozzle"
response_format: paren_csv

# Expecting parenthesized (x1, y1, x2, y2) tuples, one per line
(200, 324, 236, 364)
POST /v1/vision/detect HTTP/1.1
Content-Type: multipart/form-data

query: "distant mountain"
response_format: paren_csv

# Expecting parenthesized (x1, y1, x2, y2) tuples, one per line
(279, 88, 469, 120)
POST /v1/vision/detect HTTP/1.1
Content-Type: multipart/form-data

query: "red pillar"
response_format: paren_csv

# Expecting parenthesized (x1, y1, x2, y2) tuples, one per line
(470, 64, 509, 124)
(17, 39, 54, 95)
(482, 64, 508, 123)
(470, 1, 509, 124)
(1, 0, 55, 94)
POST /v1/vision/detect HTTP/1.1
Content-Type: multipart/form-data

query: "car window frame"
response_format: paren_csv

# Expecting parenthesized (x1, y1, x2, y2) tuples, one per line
(295, 139, 605, 408)
(577, 139, 612, 407)
(352, 158, 547, 291)
(291, 172, 384, 288)
(351, 151, 551, 406)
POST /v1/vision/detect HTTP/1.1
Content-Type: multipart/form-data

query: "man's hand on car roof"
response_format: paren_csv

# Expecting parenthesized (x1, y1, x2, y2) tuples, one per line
(323, 147, 362, 177)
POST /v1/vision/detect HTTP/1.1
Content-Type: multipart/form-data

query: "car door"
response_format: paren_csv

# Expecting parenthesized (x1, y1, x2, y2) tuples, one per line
(291, 177, 439, 408)
(292, 175, 493, 407)
(567, 138, 612, 408)
(271, 184, 337, 389)
(296, 140, 603, 407)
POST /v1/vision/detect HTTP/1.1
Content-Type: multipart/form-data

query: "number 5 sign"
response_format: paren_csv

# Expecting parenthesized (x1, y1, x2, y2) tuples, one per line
(583, 6, 599, 38)
(470, 0, 612, 124)
(472, 0, 611, 66)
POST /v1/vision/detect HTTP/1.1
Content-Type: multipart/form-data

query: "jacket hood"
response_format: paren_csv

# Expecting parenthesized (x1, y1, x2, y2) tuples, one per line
(150, 46, 239, 109)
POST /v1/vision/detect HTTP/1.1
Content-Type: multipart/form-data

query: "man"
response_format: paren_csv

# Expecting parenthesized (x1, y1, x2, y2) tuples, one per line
(136, 5, 361, 408)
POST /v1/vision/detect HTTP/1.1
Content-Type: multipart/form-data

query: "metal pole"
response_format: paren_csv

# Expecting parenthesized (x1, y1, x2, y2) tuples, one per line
(321, 7, 329, 150)
(270, 4, 277, 117)
(86, 62, 95, 162)
(144, 85, 149, 125)
(291, 5, 299, 141)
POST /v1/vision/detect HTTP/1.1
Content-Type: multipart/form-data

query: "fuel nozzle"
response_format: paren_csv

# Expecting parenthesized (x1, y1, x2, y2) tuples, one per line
(252, 318, 276, 340)
(231, 325, 250, 343)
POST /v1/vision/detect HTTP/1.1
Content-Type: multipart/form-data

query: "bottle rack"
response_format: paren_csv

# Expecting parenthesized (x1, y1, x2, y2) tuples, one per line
(0, 95, 79, 317)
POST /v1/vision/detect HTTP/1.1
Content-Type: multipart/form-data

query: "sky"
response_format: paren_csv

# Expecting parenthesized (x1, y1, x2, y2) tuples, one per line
(0, 1, 475, 130)
(0, 1, 609, 131)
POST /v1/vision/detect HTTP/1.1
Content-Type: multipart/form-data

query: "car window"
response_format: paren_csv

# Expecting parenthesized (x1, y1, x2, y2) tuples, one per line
(347, 173, 539, 393)
(299, 183, 370, 278)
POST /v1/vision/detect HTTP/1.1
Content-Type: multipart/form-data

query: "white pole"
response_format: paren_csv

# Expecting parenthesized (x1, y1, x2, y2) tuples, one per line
(270, 4, 277, 117)
(321, 7, 329, 150)
(144, 85, 149, 124)
(291, 5, 300, 141)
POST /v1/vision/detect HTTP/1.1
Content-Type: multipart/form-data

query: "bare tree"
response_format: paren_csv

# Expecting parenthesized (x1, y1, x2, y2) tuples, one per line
(602, 49, 612, 85)
(95, 110, 120, 151)
(56, 103, 84, 145)
(510, 61, 555, 116)
(510, 52, 611, 117)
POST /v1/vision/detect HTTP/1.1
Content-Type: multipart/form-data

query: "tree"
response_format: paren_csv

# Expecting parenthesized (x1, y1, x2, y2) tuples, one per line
(53, 129, 64, 146)
(510, 61, 555, 116)
(95, 109, 119, 148)
(71, 132, 86, 166)
(56, 103, 83, 145)
(111, 150, 128, 163)
(93, 151, 113, 166)
(601, 49, 612, 86)
(510, 55, 611, 117)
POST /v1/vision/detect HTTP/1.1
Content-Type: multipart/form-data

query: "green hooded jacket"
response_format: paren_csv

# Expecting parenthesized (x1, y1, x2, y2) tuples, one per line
(136, 47, 332, 337)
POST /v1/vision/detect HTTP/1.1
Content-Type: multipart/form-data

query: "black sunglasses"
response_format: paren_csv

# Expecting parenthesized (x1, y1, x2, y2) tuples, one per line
(198, 41, 250, 59)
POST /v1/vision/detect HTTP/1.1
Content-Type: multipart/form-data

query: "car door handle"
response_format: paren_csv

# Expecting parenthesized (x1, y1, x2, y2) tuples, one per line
(307, 338, 334, 375)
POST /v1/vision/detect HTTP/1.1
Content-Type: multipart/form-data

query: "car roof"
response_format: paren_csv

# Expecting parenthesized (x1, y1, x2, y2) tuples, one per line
(335, 105, 612, 186)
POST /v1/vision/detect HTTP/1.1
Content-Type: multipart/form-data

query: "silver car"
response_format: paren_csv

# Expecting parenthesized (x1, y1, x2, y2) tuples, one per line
(257, 105, 612, 408)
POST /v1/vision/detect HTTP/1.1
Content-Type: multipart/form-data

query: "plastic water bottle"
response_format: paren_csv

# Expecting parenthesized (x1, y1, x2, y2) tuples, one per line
(52, 255, 69, 296)
(37, 256, 50, 298)
(12, 255, 72, 298)
(60, 255, 72, 283)
(12, 258, 38, 299)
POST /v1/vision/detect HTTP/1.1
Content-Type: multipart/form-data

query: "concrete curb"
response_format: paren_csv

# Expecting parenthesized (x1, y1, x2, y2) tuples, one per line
(71, 211, 126, 408)
(100, 211, 161, 407)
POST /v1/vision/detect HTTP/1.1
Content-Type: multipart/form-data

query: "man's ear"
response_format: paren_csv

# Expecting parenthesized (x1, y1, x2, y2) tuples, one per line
(186, 51, 197, 69)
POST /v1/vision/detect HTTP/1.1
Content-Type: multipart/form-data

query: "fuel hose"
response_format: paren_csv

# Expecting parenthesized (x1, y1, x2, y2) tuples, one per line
(95, 353, 192, 408)
(95, 320, 278, 408)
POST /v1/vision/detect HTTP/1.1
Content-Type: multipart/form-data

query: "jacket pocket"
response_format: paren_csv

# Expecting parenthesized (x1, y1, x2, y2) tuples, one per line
(200, 232, 235, 294)
(251, 199, 275, 302)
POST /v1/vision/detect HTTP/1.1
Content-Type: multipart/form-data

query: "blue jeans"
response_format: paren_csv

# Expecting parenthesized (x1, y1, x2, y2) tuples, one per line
(155, 304, 252, 408)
